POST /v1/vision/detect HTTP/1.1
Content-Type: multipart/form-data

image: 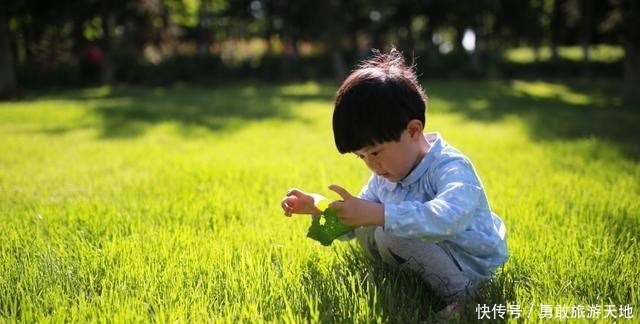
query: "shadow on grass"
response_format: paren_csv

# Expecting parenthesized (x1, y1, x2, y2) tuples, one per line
(300, 245, 516, 323)
(28, 83, 336, 139)
(425, 78, 639, 319)
(21, 79, 638, 156)
(426, 78, 640, 161)
(299, 249, 437, 322)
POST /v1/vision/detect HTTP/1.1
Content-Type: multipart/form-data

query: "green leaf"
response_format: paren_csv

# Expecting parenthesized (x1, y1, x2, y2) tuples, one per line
(306, 207, 353, 246)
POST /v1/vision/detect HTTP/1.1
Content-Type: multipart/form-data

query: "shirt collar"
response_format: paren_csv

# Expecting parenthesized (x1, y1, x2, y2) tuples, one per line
(382, 132, 443, 191)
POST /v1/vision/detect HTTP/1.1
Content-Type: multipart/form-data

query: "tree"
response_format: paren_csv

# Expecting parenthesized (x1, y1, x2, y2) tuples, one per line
(579, 0, 594, 70)
(0, 11, 17, 98)
(549, 0, 565, 61)
(621, 0, 640, 104)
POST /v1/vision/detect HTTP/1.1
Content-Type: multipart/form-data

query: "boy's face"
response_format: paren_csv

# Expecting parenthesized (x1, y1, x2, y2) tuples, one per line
(354, 129, 424, 183)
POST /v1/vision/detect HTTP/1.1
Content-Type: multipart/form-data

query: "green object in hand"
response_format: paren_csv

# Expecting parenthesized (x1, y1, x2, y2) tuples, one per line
(307, 207, 353, 246)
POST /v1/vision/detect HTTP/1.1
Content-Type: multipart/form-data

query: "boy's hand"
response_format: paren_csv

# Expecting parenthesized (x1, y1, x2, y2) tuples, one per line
(328, 184, 384, 227)
(281, 188, 322, 216)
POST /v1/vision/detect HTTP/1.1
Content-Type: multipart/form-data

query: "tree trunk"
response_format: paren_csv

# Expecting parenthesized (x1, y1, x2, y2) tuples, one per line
(100, 11, 115, 84)
(196, 6, 211, 59)
(423, 27, 439, 68)
(533, 43, 541, 63)
(549, 0, 563, 62)
(0, 12, 17, 98)
(580, 0, 594, 76)
(326, 2, 346, 81)
(470, 27, 481, 72)
(623, 0, 640, 104)
(331, 49, 346, 81)
(404, 19, 415, 53)
(623, 44, 640, 104)
(469, 0, 482, 73)
(454, 24, 465, 53)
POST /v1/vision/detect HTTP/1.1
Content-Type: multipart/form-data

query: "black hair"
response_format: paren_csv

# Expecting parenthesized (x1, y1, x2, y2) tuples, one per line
(332, 48, 427, 153)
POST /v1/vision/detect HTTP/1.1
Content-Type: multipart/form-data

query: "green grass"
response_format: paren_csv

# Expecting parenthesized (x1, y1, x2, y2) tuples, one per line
(1, 79, 638, 322)
(503, 45, 624, 64)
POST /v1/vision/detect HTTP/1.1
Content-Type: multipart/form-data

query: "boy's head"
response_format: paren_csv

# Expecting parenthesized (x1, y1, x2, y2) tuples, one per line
(333, 48, 427, 154)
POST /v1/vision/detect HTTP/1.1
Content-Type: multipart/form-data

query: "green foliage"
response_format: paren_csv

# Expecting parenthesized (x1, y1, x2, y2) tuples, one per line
(83, 17, 104, 41)
(6, 0, 633, 89)
(165, 0, 201, 27)
(166, 0, 229, 25)
(306, 208, 354, 246)
(15, 45, 624, 88)
(0, 80, 638, 322)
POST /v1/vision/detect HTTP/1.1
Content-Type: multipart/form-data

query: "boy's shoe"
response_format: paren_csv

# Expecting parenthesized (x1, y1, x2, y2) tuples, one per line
(436, 301, 462, 321)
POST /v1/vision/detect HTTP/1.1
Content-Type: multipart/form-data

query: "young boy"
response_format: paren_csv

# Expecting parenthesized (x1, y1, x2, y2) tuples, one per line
(280, 49, 508, 314)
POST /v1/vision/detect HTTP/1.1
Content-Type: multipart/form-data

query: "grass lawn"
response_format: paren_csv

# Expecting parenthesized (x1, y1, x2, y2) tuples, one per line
(503, 45, 624, 63)
(1, 79, 638, 322)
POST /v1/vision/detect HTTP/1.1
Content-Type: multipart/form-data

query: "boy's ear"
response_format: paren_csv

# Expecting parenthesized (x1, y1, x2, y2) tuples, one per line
(407, 119, 424, 138)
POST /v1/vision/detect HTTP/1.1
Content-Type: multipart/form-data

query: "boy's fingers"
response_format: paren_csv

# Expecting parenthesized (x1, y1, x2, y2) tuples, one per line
(286, 188, 303, 197)
(328, 184, 352, 200)
(281, 196, 293, 207)
(281, 199, 291, 216)
(328, 200, 343, 210)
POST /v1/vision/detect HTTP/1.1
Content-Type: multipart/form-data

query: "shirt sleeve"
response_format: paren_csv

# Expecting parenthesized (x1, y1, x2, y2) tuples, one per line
(383, 158, 483, 242)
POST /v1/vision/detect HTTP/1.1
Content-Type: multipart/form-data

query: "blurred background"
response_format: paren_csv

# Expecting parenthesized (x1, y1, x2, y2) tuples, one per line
(1, 0, 638, 103)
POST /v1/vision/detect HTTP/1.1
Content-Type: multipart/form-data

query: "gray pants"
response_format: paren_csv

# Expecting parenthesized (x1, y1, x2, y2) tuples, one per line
(355, 226, 474, 303)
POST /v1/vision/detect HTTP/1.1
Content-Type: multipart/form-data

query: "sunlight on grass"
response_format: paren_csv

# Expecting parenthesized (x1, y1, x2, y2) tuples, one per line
(511, 80, 592, 105)
(81, 86, 113, 98)
(468, 99, 490, 111)
(1, 80, 638, 322)
(504, 45, 624, 63)
(278, 81, 331, 95)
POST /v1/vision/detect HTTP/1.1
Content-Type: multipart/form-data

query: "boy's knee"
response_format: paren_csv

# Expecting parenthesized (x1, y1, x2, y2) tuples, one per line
(373, 228, 418, 266)
(355, 226, 410, 264)
(370, 229, 476, 302)
(354, 226, 381, 260)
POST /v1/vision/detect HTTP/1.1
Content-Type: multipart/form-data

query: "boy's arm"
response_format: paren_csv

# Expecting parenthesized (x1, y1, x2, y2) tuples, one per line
(383, 159, 483, 241)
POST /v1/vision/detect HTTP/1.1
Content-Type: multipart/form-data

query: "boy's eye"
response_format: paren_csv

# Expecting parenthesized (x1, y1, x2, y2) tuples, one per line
(354, 149, 380, 159)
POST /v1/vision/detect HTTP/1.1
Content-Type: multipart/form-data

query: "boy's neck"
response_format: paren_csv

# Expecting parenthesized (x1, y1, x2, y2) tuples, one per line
(418, 132, 431, 159)
(411, 133, 431, 170)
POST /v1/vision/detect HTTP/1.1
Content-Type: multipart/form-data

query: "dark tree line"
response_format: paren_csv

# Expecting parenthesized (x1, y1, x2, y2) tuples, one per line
(1, 0, 639, 104)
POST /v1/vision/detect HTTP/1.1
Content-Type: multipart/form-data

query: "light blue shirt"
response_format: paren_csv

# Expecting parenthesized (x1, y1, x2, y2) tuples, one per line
(359, 132, 508, 280)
